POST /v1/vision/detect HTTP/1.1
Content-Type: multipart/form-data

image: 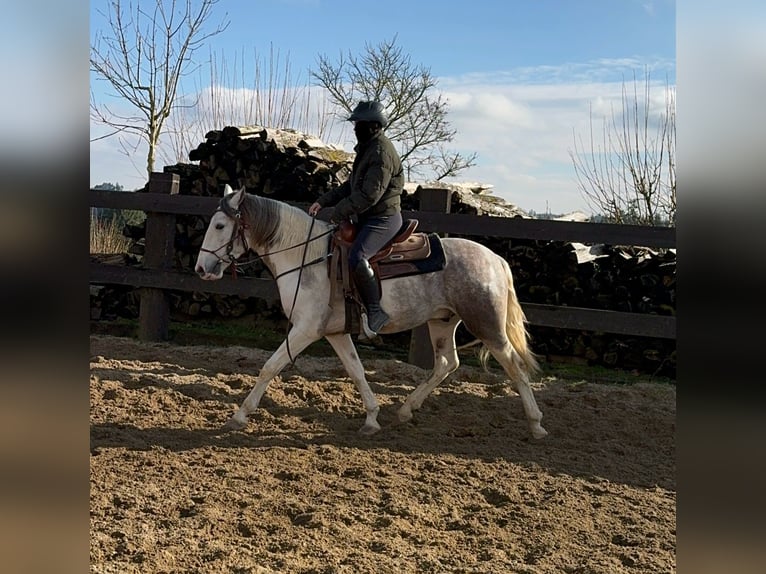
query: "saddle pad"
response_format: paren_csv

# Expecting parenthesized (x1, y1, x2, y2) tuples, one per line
(376, 233, 447, 280)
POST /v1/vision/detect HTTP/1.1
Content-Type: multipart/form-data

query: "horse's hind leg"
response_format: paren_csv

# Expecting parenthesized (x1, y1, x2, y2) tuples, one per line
(224, 328, 317, 431)
(487, 343, 548, 439)
(325, 333, 381, 435)
(398, 317, 462, 423)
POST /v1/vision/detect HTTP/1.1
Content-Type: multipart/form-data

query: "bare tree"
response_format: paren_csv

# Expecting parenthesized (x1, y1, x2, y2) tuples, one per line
(90, 0, 229, 177)
(570, 70, 676, 226)
(311, 36, 477, 181)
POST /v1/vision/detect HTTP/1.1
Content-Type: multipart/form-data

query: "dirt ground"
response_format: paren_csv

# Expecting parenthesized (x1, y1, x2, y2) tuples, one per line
(90, 334, 675, 574)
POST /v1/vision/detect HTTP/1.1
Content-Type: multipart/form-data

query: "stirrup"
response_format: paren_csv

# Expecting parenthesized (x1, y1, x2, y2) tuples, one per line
(360, 311, 388, 341)
(359, 313, 379, 341)
(365, 309, 390, 335)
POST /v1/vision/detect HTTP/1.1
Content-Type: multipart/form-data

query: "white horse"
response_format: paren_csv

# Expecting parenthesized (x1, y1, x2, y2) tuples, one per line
(195, 184, 547, 439)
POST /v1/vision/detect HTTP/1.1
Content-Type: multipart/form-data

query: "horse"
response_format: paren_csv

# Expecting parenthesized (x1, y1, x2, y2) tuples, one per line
(194, 184, 547, 439)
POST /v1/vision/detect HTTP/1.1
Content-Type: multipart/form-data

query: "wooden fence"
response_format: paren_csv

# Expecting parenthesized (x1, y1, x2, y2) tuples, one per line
(90, 172, 676, 368)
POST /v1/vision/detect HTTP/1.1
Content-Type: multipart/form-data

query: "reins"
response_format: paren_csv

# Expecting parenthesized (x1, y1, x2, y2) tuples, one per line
(234, 226, 336, 272)
(284, 215, 318, 365)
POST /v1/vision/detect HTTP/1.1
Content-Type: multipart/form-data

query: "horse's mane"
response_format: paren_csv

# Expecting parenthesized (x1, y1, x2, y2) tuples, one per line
(240, 194, 330, 260)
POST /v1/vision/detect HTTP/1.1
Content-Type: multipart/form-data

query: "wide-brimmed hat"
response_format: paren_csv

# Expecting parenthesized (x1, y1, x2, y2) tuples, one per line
(348, 101, 388, 127)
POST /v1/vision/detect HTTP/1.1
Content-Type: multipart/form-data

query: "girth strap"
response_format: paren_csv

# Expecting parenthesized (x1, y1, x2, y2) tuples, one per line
(329, 241, 359, 334)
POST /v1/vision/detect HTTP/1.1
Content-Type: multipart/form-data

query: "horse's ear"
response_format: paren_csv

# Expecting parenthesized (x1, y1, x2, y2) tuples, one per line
(224, 184, 246, 209)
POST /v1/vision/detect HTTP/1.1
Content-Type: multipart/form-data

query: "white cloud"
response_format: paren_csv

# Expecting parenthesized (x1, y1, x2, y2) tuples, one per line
(434, 61, 675, 213)
(446, 92, 535, 130)
(641, 1, 655, 16)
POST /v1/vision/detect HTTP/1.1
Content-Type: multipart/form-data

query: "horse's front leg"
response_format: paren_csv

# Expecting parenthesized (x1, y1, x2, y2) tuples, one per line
(224, 328, 317, 431)
(324, 333, 381, 435)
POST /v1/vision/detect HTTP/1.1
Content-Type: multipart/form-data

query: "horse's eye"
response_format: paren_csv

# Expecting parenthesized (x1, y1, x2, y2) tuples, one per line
(215, 223, 225, 230)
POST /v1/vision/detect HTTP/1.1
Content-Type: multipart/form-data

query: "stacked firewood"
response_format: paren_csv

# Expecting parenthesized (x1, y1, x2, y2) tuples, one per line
(507, 240, 675, 376)
(443, 233, 676, 376)
(175, 125, 354, 201)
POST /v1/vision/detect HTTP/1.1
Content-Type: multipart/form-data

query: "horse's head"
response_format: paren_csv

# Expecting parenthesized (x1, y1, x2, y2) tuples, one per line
(195, 184, 249, 280)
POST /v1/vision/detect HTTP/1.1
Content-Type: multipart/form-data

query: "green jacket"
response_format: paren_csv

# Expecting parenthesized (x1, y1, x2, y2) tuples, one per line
(316, 131, 404, 222)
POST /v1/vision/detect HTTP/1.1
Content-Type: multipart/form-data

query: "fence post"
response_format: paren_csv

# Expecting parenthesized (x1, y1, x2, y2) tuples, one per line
(138, 172, 180, 341)
(408, 186, 453, 369)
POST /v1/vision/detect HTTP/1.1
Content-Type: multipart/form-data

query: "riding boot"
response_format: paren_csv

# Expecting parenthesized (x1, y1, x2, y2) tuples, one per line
(352, 259, 390, 335)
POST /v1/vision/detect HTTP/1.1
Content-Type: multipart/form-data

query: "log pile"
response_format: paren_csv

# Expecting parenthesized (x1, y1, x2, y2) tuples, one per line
(174, 125, 355, 201)
(92, 125, 676, 377)
(443, 221, 676, 376)
(505, 240, 675, 375)
(90, 255, 141, 321)
(402, 181, 530, 217)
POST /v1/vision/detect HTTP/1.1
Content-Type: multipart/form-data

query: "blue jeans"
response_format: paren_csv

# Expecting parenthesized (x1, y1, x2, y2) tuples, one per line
(349, 213, 403, 270)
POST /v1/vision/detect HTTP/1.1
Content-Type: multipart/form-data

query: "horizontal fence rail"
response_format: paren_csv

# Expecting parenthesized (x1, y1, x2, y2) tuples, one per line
(90, 263, 675, 340)
(89, 174, 675, 368)
(90, 190, 676, 248)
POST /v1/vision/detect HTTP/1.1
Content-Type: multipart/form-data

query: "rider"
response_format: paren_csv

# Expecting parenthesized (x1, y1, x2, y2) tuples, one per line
(308, 100, 404, 335)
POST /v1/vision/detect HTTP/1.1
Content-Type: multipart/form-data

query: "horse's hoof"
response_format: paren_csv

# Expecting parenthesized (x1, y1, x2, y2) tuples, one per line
(530, 425, 548, 440)
(222, 417, 247, 432)
(397, 406, 413, 423)
(358, 422, 381, 436)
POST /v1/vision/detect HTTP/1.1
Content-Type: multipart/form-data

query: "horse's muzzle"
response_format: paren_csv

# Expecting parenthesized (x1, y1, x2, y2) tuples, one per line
(195, 263, 223, 280)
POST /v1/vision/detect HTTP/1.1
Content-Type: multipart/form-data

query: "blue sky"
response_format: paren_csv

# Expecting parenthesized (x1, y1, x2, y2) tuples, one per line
(90, 0, 676, 214)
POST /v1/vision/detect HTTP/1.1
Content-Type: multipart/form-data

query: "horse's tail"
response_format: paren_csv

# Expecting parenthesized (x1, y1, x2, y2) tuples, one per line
(479, 258, 540, 377)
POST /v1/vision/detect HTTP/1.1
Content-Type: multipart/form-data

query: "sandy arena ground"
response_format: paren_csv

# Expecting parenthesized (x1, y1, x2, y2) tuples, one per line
(90, 334, 675, 573)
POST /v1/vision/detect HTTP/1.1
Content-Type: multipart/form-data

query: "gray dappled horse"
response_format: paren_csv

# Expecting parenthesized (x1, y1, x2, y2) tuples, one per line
(195, 185, 547, 439)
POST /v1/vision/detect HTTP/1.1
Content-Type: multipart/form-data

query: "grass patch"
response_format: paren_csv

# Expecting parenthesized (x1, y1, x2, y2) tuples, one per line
(90, 213, 131, 254)
(540, 360, 675, 386)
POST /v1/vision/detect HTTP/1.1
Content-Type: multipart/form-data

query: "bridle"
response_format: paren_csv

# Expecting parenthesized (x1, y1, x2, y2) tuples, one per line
(199, 196, 336, 279)
(197, 197, 253, 275)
